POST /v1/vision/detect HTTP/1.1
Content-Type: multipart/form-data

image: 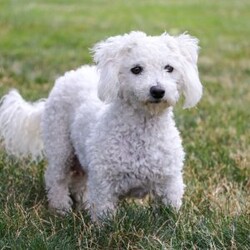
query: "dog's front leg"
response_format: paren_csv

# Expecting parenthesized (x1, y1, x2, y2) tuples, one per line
(154, 173, 185, 211)
(87, 176, 118, 222)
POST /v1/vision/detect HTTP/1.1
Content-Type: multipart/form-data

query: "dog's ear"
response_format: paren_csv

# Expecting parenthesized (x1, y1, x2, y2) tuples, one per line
(92, 35, 123, 102)
(175, 33, 203, 109)
(93, 32, 147, 103)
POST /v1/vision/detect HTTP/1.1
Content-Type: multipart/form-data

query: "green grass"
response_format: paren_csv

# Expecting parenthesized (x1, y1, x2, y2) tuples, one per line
(0, 0, 249, 249)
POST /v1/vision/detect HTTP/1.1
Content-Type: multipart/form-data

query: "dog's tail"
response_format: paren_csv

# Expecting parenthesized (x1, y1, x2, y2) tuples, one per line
(0, 89, 46, 161)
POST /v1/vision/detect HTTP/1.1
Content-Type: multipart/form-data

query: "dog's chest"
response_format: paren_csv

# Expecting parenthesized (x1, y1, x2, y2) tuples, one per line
(117, 122, 172, 177)
(87, 109, 183, 179)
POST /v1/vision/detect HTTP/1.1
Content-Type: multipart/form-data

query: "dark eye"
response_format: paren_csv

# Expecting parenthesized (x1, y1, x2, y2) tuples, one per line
(164, 65, 174, 73)
(131, 65, 143, 75)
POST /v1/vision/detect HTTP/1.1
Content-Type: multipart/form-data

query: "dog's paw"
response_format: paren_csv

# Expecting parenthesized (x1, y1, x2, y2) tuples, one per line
(48, 195, 73, 215)
(73, 193, 90, 211)
(162, 196, 182, 211)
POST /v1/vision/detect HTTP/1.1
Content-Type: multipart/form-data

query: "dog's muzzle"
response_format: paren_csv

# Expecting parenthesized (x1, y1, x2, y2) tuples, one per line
(150, 86, 165, 101)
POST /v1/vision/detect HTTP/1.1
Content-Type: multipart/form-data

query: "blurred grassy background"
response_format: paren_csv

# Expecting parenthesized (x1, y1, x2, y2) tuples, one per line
(0, 0, 249, 249)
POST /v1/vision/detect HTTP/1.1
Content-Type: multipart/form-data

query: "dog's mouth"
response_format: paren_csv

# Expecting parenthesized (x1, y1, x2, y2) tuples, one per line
(146, 97, 177, 107)
(141, 99, 171, 115)
(149, 99, 162, 104)
(147, 98, 169, 104)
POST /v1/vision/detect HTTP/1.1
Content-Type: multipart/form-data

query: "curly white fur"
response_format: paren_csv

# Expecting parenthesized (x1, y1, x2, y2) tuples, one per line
(0, 31, 202, 221)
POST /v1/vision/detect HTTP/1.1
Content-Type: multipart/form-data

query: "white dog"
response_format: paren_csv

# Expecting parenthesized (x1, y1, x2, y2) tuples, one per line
(0, 31, 202, 221)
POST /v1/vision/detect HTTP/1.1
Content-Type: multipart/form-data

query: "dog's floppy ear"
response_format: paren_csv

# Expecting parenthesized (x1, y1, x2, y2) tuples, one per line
(175, 33, 203, 109)
(93, 32, 147, 103)
(92, 35, 126, 103)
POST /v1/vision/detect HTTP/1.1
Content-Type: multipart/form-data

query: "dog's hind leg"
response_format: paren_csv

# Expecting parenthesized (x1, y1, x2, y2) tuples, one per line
(45, 153, 74, 215)
(42, 97, 76, 214)
(44, 147, 75, 214)
(69, 156, 88, 211)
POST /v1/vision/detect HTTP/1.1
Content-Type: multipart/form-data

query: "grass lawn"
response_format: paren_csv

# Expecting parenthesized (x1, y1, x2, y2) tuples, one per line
(0, 0, 249, 249)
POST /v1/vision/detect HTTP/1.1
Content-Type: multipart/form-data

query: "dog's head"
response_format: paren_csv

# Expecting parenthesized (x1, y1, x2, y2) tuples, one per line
(93, 31, 202, 112)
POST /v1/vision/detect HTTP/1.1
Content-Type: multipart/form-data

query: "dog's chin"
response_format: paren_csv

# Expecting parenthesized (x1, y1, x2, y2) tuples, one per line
(143, 99, 172, 115)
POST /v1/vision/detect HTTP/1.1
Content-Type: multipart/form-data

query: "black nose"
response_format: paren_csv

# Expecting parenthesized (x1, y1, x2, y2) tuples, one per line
(150, 86, 165, 99)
